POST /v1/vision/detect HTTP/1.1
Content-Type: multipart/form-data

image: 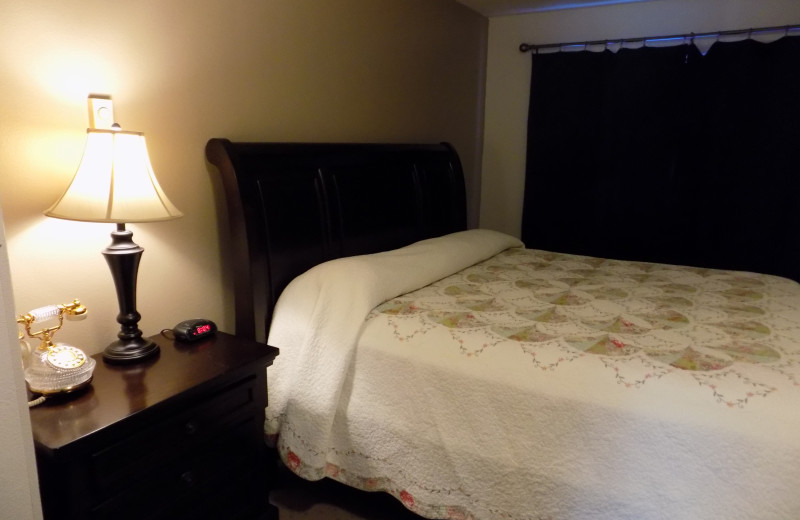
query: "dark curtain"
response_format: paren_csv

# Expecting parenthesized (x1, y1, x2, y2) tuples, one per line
(522, 37, 800, 281)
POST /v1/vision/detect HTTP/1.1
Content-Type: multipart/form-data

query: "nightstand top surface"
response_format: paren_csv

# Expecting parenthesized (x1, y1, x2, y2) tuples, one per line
(29, 331, 278, 451)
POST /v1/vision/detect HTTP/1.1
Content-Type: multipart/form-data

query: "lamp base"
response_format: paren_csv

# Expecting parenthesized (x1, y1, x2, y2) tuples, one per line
(103, 337, 160, 364)
(101, 223, 159, 365)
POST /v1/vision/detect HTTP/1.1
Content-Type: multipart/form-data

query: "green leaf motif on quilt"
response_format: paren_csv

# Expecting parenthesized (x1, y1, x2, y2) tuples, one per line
(583, 287, 629, 301)
(724, 276, 766, 289)
(444, 284, 486, 297)
(721, 288, 763, 301)
(516, 306, 570, 323)
(711, 342, 780, 364)
(626, 273, 668, 284)
(584, 315, 651, 334)
(514, 279, 553, 291)
(466, 273, 503, 284)
(564, 335, 636, 356)
(520, 260, 550, 270)
(530, 251, 562, 262)
(427, 311, 485, 329)
(566, 268, 605, 279)
(458, 298, 506, 312)
(659, 283, 698, 295)
(555, 277, 603, 288)
(713, 304, 765, 317)
(375, 301, 422, 316)
(648, 347, 733, 371)
(635, 309, 690, 330)
(546, 291, 591, 306)
(579, 257, 608, 268)
(491, 325, 555, 343)
(711, 320, 771, 339)
(487, 264, 520, 273)
(644, 296, 694, 308)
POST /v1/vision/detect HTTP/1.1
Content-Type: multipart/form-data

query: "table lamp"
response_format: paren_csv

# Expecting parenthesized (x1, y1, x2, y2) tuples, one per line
(45, 95, 183, 364)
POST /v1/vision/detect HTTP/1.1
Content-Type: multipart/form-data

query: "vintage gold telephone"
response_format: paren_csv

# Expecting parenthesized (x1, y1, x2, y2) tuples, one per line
(17, 299, 95, 405)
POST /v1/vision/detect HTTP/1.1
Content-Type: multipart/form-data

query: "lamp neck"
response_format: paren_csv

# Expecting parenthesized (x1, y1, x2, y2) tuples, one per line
(105, 224, 140, 254)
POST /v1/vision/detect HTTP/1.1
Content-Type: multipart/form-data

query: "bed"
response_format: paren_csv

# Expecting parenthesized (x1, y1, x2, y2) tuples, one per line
(205, 139, 800, 520)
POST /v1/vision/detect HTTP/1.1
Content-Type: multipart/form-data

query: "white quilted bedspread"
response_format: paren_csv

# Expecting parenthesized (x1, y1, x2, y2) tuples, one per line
(267, 229, 800, 520)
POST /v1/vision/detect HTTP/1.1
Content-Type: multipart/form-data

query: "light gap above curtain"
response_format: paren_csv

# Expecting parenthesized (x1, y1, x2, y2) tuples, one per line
(520, 24, 800, 56)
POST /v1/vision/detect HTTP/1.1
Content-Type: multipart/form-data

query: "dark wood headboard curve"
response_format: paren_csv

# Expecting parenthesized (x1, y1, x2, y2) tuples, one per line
(205, 139, 468, 341)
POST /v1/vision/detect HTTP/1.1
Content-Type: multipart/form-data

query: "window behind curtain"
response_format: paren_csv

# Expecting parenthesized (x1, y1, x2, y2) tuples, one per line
(522, 37, 800, 282)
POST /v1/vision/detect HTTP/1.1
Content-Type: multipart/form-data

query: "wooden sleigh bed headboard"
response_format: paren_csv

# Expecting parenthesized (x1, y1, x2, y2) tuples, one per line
(205, 140, 467, 341)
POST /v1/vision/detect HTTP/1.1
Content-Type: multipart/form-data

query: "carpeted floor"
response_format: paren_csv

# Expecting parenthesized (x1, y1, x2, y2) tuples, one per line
(269, 463, 423, 520)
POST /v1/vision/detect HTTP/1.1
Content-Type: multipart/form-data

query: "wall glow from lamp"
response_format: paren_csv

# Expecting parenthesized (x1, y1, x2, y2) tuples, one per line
(45, 96, 182, 364)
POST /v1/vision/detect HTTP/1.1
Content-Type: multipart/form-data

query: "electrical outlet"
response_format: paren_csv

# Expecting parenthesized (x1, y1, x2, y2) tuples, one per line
(87, 94, 114, 130)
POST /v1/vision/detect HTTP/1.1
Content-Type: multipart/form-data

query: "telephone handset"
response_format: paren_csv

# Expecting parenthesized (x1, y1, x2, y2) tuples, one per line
(17, 299, 95, 405)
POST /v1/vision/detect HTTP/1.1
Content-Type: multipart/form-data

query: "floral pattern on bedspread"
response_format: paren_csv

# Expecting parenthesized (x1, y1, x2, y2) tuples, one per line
(368, 247, 800, 408)
(279, 438, 482, 520)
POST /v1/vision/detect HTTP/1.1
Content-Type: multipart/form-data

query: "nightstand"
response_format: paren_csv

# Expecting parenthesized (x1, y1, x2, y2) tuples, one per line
(29, 331, 279, 520)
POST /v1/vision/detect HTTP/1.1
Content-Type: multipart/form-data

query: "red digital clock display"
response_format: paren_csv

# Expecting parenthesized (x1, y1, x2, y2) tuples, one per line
(173, 319, 217, 342)
(194, 324, 213, 336)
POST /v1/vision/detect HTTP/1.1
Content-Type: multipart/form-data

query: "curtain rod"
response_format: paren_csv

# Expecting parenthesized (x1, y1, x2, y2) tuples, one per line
(519, 24, 800, 53)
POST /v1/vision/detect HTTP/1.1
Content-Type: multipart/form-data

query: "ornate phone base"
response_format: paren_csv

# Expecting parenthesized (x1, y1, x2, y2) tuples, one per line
(17, 299, 95, 402)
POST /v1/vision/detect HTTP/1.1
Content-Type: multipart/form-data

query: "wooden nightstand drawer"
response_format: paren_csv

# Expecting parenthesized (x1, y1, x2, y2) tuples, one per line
(91, 375, 258, 495)
(30, 333, 279, 520)
(91, 416, 260, 520)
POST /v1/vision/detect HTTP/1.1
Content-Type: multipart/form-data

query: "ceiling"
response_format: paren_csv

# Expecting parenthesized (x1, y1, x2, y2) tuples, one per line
(454, 0, 654, 17)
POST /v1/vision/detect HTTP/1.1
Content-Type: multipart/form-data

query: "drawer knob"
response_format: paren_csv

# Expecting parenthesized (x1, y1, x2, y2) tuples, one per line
(181, 471, 196, 487)
(184, 421, 198, 435)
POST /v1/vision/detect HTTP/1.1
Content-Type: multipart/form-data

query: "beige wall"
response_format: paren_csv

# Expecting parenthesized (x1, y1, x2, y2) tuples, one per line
(480, 0, 800, 237)
(0, 0, 487, 356)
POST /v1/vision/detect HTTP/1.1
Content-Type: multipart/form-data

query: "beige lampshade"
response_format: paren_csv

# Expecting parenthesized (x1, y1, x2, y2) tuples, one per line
(45, 128, 183, 223)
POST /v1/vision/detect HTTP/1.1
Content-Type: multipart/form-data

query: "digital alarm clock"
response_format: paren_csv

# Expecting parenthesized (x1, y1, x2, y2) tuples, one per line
(173, 319, 217, 342)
